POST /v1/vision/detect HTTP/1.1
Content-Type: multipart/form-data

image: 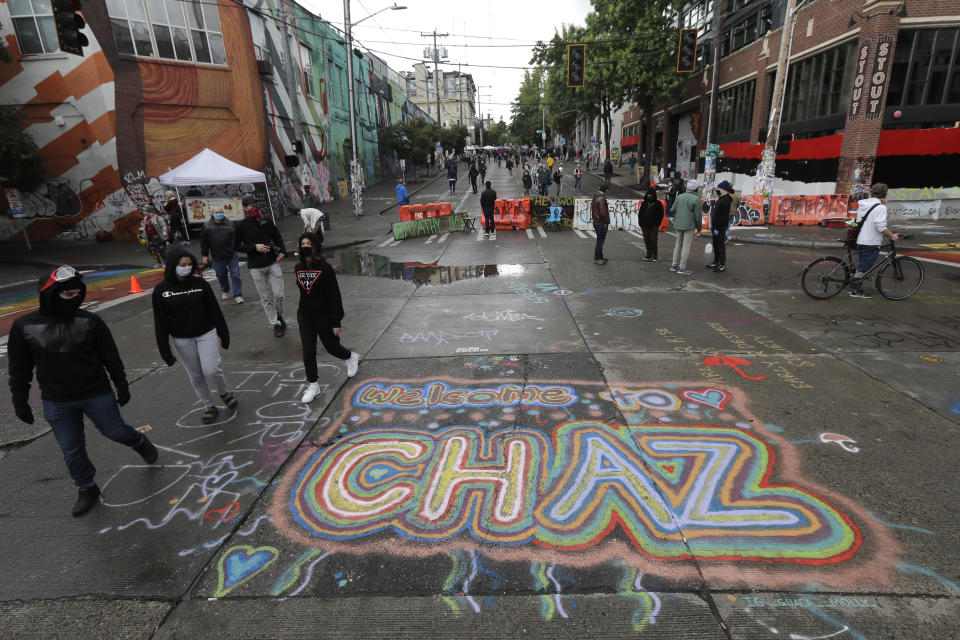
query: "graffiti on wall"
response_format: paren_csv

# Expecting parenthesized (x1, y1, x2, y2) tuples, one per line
(769, 194, 850, 225)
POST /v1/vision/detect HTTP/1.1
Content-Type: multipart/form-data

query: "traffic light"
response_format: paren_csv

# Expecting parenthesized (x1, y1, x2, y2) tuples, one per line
(567, 44, 585, 87)
(53, 0, 88, 56)
(676, 28, 698, 73)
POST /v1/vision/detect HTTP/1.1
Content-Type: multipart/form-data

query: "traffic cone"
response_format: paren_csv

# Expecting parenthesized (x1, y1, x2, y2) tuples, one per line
(129, 276, 144, 293)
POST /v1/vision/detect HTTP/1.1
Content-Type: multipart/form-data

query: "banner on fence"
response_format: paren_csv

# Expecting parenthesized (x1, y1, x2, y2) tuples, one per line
(393, 212, 468, 239)
(768, 194, 849, 225)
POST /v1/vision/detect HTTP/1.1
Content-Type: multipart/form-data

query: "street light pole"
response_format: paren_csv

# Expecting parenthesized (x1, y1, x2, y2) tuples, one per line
(343, 2, 406, 217)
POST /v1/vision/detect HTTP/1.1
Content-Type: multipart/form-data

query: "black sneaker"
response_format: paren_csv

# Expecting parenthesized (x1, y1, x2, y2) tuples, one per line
(705, 263, 717, 269)
(849, 289, 872, 299)
(133, 435, 158, 464)
(718, 265, 725, 272)
(274, 323, 284, 337)
(278, 316, 287, 330)
(72, 484, 100, 517)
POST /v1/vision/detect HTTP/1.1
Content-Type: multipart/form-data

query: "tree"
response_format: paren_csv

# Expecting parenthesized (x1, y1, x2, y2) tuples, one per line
(440, 124, 469, 155)
(509, 69, 545, 146)
(381, 118, 434, 176)
(485, 120, 509, 146)
(0, 106, 47, 193)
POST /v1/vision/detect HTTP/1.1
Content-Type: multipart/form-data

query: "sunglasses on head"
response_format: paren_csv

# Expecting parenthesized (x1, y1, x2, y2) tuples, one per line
(40, 265, 80, 291)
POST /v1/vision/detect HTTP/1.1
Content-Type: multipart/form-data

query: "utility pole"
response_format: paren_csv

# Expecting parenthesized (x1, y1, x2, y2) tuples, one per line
(755, 0, 799, 200)
(704, 4, 723, 195)
(421, 29, 448, 134)
(457, 62, 463, 126)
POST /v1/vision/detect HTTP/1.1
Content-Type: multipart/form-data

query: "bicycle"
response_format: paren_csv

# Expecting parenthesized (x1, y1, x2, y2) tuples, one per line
(800, 235, 924, 300)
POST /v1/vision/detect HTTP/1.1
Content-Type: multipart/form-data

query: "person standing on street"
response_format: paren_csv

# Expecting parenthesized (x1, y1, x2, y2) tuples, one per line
(480, 181, 497, 236)
(591, 184, 610, 265)
(236, 195, 288, 337)
(603, 158, 614, 188)
(447, 162, 458, 195)
(708, 180, 733, 272)
(468, 164, 479, 194)
(670, 180, 701, 274)
(296, 232, 360, 403)
(637, 186, 664, 262)
(505, 157, 514, 175)
(153, 248, 236, 425)
(574, 163, 583, 192)
(553, 166, 563, 196)
(8, 266, 158, 516)
(478, 159, 486, 183)
(140, 206, 169, 268)
(538, 165, 551, 196)
(164, 190, 189, 245)
(522, 168, 533, 196)
(850, 183, 898, 299)
(200, 206, 243, 304)
(396, 179, 410, 206)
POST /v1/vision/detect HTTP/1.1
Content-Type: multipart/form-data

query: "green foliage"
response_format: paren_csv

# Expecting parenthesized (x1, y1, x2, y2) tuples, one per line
(382, 118, 435, 165)
(0, 106, 47, 191)
(509, 69, 546, 146)
(440, 124, 469, 155)
(485, 119, 510, 146)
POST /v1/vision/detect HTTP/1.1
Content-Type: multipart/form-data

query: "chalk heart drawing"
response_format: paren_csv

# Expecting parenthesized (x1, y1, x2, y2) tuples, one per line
(682, 388, 729, 411)
(216, 545, 279, 596)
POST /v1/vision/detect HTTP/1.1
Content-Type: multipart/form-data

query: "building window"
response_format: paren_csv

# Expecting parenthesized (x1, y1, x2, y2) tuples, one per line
(717, 78, 755, 136)
(721, 4, 772, 57)
(777, 40, 855, 124)
(300, 44, 314, 97)
(106, 0, 226, 65)
(10, 0, 59, 55)
(887, 28, 960, 107)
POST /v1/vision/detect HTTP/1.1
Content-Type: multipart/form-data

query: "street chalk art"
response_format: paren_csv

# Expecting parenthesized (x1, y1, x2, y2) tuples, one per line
(270, 377, 898, 590)
(393, 213, 468, 239)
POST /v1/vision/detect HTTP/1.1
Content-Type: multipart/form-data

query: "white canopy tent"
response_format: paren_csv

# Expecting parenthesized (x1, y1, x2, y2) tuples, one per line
(158, 148, 276, 238)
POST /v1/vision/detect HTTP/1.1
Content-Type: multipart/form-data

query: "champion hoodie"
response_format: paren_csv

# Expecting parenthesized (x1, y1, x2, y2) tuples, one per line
(8, 270, 128, 402)
(152, 248, 229, 362)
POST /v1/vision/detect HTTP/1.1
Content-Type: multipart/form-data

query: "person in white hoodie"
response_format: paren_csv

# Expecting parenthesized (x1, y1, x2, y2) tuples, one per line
(851, 183, 899, 299)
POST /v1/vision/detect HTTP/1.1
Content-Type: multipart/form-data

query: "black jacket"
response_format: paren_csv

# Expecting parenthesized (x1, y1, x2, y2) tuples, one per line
(522, 172, 533, 188)
(712, 194, 732, 231)
(8, 275, 128, 402)
(603, 160, 614, 176)
(200, 218, 239, 262)
(637, 192, 664, 227)
(152, 248, 229, 362)
(479, 188, 497, 214)
(235, 216, 287, 269)
(295, 233, 345, 325)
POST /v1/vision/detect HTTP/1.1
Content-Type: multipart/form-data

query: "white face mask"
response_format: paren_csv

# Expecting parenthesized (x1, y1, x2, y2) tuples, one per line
(175, 265, 193, 277)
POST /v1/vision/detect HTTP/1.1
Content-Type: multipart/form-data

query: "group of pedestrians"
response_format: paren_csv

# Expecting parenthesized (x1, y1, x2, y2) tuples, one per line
(9, 200, 361, 517)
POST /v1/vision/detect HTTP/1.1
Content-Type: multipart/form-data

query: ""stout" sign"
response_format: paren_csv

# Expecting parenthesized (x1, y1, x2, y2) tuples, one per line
(848, 38, 872, 121)
(866, 35, 894, 120)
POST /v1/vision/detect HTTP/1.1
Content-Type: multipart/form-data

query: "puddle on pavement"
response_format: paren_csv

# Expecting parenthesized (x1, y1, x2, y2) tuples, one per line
(315, 246, 530, 286)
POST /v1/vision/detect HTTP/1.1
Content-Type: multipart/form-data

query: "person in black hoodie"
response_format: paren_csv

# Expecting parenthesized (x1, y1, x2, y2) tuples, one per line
(637, 186, 664, 261)
(708, 180, 733, 272)
(295, 232, 359, 404)
(235, 195, 287, 337)
(153, 248, 235, 424)
(8, 265, 158, 516)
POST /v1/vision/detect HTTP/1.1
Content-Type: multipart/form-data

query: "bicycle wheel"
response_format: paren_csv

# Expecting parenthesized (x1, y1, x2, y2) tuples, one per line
(876, 256, 924, 300)
(801, 257, 850, 299)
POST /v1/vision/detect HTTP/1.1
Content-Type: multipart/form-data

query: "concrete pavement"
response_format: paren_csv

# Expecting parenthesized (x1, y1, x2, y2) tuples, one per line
(1, 161, 959, 638)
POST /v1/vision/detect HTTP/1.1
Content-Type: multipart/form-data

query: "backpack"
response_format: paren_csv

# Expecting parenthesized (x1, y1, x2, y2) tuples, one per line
(844, 203, 880, 248)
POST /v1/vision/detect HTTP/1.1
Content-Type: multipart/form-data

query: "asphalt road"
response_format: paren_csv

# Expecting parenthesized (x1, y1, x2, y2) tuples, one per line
(1, 161, 959, 639)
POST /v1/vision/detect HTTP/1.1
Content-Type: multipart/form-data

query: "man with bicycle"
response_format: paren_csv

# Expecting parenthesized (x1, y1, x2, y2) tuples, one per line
(851, 183, 899, 299)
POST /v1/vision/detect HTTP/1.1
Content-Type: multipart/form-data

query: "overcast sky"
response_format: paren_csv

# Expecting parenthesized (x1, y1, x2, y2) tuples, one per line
(299, 0, 593, 123)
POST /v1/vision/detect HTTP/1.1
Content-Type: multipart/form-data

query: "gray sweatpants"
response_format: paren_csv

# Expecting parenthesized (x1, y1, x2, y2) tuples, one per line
(172, 329, 227, 407)
(672, 229, 696, 269)
(249, 262, 284, 326)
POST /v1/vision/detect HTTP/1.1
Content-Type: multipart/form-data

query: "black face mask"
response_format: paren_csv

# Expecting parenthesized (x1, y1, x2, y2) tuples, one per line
(300, 246, 313, 258)
(53, 295, 83, 316)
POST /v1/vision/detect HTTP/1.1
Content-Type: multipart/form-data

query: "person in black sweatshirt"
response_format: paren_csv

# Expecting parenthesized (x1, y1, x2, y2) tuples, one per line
(153, 248, 235, 424)
(295, 232, 359, 404)
(708, 180, 733, 272)
(8, 265, 158, 516)
(235, 195, 287, 337)
(637, 186, 664, 261)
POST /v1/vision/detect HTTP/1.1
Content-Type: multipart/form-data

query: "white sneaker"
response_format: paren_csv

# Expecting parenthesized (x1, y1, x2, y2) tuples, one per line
(346, 352, 360, 377)
(301, 382, 321, 404)
(234, 296, 244, 304)
(221, 292, 231, 300)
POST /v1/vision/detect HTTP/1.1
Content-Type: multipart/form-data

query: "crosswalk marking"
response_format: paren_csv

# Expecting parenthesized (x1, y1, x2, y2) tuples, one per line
(438, 233, 449, 243)
(537, 226, 547, 238)
(389, 240, 401, 247)
(377, 238, 393, 247)
(424, 235, 437, 244)
(627, 230, 644, 239)
(476, 230, 485, 241)
(574, 229, 587, 239)
(586, 229, 597, 238)
(525, 228, 534, 239)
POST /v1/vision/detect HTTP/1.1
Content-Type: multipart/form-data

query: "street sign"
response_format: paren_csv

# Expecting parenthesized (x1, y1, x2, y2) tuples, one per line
(590, 137, 596, 145)
(400, 159, 406, 173)
(5, 188, 25, 218)
(706, 143, 720, 152)
(701, 150, 724, 157)
(560, 137, 566, 144)
(536, 129, 544, 133)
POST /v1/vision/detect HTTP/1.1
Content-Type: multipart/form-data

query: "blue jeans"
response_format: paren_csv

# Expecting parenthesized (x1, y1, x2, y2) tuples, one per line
(42, 393, 143, 487)
(856, 244, 880, 275)
(593, 223, 608, 260)
(575, 176, 581, 191)
(213, 253, 242, 297)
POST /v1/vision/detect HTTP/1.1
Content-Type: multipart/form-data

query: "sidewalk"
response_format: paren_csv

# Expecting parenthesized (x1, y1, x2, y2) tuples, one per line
(0, 174, 442, 274)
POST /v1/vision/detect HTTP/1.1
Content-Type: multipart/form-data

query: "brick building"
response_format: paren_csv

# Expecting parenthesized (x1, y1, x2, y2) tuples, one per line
(626, 0, 959, 215)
